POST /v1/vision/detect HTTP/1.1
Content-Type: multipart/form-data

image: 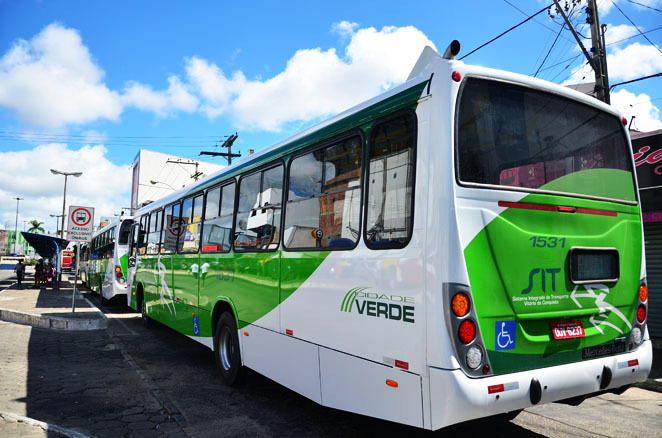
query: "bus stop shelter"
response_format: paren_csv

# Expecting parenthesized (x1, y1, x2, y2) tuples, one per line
(20, 232, 69, 285)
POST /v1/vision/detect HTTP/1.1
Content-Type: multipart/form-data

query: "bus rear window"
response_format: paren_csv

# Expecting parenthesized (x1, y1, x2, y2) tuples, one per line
(457, 78, 636, 203)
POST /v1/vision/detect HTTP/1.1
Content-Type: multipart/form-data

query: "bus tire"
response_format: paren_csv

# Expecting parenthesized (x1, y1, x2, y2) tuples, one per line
(139, 290, 151, 328)
(214, 312, 244, 386)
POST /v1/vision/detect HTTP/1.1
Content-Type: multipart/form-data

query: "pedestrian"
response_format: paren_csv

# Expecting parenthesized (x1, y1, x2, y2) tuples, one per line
(34, 259, 44, 287)
(45, 261, 55, 286)
(13, 259, 25, 287)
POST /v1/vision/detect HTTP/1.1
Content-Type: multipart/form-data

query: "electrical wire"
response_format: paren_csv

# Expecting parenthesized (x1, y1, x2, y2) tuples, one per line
(626, 0, 662, 12)
(535, 22, 567, 77)
(501, 0, 575, 43)
(460, 3, 554, 60)
(535, 25, 662, 76)
(611, 0, 662, 56)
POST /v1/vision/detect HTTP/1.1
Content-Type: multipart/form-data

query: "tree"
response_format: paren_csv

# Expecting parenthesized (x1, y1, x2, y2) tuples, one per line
(27, 220, 45, 234)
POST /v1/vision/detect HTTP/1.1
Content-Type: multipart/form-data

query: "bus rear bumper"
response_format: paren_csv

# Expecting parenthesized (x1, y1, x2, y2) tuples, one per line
(428, 340, 652, 430)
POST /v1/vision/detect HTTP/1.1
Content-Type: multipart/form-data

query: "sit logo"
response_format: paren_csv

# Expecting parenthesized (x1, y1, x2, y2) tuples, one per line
(521, 268, 561, 294)
(341, 287, 415, 323)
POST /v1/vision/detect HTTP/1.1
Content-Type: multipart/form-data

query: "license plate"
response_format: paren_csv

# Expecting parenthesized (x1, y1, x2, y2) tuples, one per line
(551, 320, 585, 340)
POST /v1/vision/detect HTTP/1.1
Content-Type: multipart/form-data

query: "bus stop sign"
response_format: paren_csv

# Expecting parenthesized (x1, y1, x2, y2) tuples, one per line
(67, 206, 95, 243)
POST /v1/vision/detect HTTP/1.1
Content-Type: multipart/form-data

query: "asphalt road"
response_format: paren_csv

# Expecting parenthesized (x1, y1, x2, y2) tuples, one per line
(0, 268, 17, 288)
(85, 291, 662, 438)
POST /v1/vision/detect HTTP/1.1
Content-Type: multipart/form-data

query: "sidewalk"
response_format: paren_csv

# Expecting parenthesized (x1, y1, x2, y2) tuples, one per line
(0, 270, 106, 331)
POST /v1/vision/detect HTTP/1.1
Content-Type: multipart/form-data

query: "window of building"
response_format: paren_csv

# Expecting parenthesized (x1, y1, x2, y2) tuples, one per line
(365, 112, 416, 249)
(285, 134, 362, 249)
(235, 164, 283, 251)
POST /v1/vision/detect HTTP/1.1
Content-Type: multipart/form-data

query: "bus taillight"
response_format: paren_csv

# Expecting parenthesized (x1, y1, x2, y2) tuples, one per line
(639, 285, 648, 302)
(115, 266, 123, 279)
(451, 292, 470, 317)
(458, 319, 476, 344)
(636, 305, 646, 323)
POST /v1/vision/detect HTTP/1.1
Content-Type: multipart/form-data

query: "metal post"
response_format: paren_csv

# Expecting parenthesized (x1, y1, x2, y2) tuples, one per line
(72, 243, 79, 312)
(13, 197, 24, 254)
(61, 175, 68, 240)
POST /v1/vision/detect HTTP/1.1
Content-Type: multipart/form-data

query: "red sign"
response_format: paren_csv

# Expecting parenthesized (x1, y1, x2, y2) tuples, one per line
(551, 320, 585, 340)
(632, 131, 662, 189)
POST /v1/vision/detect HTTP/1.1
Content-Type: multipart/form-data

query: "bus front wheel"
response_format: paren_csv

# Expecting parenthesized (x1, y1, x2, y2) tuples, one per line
(214, 312, 244, 386)
(139, 291, 151, 328)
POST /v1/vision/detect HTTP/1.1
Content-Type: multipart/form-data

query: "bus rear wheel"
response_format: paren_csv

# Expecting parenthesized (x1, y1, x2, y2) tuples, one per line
(214, 312, 244, 386)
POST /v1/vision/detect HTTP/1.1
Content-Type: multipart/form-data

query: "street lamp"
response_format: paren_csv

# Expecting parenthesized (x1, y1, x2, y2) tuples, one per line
(150, 180, 177, 190)
(13, 197, 24, 254)
(50, 169, 82, 239)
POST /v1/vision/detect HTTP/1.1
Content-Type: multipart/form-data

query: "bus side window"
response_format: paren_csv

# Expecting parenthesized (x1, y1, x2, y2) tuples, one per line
(235, 164, 283, 251)
(179, 195, 203, 253)
(364, 111, 417, 249)
(163, 203, 181, 254)
(146, 210, 162, 255)
(285, 134, 362, 250)
(202, 182, 235, 253)
(138, 217, 148, 255)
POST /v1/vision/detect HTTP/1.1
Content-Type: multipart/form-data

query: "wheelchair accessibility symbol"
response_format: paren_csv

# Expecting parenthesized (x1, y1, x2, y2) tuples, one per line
(495, 320, 516, 351)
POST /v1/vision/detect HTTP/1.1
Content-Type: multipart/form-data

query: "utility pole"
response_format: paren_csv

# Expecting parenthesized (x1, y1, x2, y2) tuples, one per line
(166, 159, 203, 181)
(552, 0, 610, 103)
(586, 0, 610, 103)
(200, 133, 241, 165)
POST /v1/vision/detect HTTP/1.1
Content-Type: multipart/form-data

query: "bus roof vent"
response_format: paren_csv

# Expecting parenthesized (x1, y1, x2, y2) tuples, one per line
(406, 45, 441, 81)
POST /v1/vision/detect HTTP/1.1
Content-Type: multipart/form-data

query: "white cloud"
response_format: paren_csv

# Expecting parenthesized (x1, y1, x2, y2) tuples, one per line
(332, 20, 359, 38)
(607, 42, 662, 81)
(1, 22, 436, 132)
(0, 144, 131, 233)
(603, 24, 638, 46)
(564, 41, 662, 84)
(596, 0, 617, 16)
(0, 23, 122, 128)
(190, 24, 435, 131)
(611, 89, 662, 132)
(122, 75, 198, 117)
(185, 57, 247, 118)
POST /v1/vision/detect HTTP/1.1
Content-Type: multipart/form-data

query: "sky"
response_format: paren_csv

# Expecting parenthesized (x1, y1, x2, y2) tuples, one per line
(0, 0, 661, 234)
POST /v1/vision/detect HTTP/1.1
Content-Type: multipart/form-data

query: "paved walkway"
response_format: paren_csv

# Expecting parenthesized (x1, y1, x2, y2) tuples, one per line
(0, 270, 106, 330)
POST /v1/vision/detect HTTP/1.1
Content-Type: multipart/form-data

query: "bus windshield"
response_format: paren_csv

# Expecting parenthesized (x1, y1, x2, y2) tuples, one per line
(456, 77, 636, 203)
(118, 219, 134, 245)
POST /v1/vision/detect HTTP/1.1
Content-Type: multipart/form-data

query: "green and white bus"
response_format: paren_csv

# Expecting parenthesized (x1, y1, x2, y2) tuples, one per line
(88, 216, 133, 301)
(127, 43, 652, 430)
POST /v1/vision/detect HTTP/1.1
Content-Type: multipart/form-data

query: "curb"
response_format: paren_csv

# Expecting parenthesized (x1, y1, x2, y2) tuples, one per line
(0, 411, 89, 438)
(0, 307, 107, 330)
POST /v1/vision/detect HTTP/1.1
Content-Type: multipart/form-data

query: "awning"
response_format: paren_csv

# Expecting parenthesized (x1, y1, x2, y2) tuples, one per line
(20, 232, 69, 260)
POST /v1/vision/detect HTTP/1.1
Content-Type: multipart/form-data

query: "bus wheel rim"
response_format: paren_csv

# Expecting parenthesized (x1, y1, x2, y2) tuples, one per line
(220, 326, 233, 371)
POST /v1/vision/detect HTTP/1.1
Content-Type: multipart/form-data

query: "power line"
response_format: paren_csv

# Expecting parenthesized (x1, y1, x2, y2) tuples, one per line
(535, 25, 662, 77)
(534, 22, 566, 77)
(607, 25, 662, 46)
(626, 0, 662, 12)
(611, 0, 662, 56)
(502, 0, 575, 43)
(609, 72, 662, 90)
(460, 3, 553, 60)
(0, 130, 219, 140)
